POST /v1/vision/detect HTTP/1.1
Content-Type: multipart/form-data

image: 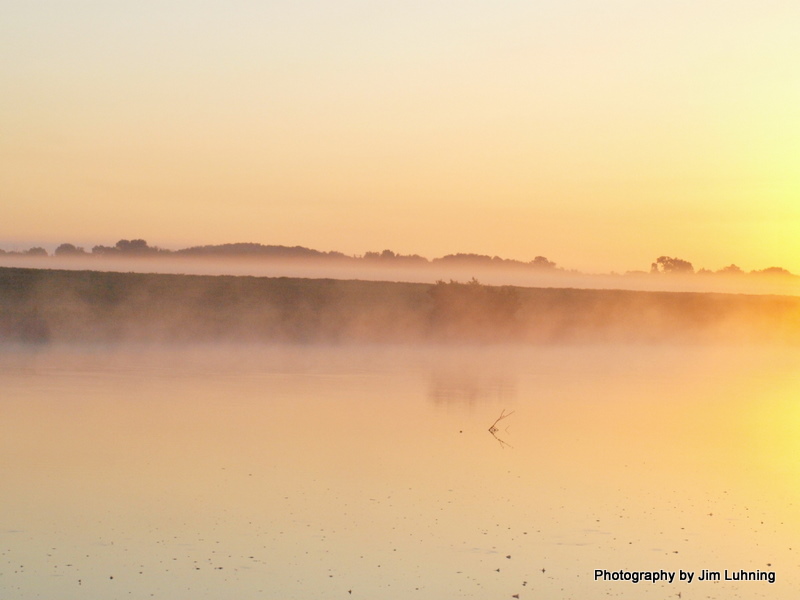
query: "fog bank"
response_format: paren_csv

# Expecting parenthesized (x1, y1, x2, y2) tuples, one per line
(1, 254, 798, 297)
(2, 267, 800, 345)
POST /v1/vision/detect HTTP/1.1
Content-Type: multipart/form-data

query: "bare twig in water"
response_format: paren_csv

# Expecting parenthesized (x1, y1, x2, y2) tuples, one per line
(488, 409, 514, 449)
(490, 432, 513, 449)
(488, 409, 514, 434)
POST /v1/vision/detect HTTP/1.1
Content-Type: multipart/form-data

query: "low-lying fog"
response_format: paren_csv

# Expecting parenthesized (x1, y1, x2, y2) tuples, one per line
(2, 254, 798, 296)
(4, 265, 800, 345)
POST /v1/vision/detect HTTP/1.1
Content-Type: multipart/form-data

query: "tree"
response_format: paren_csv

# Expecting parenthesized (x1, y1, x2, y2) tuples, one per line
(363, 249, 427, 263)
(651, 256, 694, 274)
(91, 244, 116, 255)
(116, 239, 152, 254)
(91, 239, 160, 255)
(530, 256, 556, 270)
(752, 267, 792, 277)
(55, 243, 87, 256)
(718, 264, 743, 275)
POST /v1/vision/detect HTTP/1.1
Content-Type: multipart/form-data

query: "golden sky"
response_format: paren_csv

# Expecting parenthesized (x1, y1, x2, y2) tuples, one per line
(2, 1, 799, 273)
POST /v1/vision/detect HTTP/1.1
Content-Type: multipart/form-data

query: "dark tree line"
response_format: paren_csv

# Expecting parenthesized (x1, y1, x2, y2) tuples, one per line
(2, 239, 563, 271)
(1, 240, 795, 278)
(648, 256, 794, 277)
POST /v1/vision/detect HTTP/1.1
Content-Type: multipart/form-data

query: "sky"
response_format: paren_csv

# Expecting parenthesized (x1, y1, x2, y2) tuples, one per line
(2, 1, 799, 274)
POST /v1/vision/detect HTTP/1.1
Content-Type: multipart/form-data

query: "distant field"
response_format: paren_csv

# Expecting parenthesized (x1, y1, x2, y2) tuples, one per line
(1, 266, 799, 344)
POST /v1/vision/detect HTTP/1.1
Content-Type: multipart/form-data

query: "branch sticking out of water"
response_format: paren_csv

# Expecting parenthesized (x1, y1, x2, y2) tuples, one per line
(488, 409, 514, 434)
(488, 409, 514, 449)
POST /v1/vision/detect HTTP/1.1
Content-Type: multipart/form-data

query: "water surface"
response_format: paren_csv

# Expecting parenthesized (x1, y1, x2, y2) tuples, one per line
(2, 344, 798, 598)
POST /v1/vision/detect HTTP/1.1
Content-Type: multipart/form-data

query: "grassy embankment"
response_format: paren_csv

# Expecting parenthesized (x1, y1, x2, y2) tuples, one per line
(1, 267, 799, 344)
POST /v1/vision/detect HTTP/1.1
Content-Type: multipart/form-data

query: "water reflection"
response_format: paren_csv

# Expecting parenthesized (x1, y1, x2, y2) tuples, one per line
(427, 372, 516, 405)
(1, 344, 799, 599)
(486, 409, 515, 449)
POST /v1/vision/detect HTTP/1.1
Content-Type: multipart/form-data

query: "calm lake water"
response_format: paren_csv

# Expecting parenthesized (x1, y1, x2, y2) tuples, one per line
(2, 343, 799, 599)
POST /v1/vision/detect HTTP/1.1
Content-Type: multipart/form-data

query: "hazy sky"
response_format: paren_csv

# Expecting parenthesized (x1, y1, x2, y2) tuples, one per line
(2, 1, 799, 273)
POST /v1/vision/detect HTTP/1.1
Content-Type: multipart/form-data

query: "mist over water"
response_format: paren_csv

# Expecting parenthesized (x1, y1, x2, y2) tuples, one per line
(3, 265, 800, 346)
(2, 259, 800, 598)
(2, 342, 799, 599)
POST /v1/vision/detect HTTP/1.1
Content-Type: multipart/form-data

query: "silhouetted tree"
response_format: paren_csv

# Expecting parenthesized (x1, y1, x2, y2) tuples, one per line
(175, 243, 336, 259)
(24, 247, 48, 257)
(91, 239, 164, 256)
(752, 267, 792, 277)
(651, 256, 694, 274)
(434, 253, 495, 265)
(530, 256, 556, 269)
(363, 249, 427, 263)
(432, 253, 555, 270)
(718, 264, 743, 275)
(116, 239, 154, 254)
(55, 243, 87, 256)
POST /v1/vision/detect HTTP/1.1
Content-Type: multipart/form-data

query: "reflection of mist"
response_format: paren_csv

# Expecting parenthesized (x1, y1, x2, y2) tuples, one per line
(427, 370, 516, 405)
